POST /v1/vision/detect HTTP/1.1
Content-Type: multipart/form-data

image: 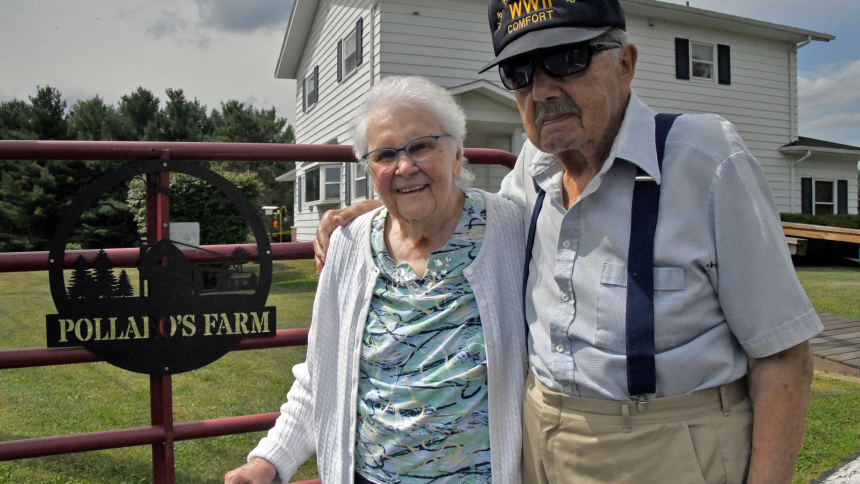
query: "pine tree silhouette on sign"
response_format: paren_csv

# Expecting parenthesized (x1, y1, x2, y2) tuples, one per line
(67, 255, 94, 299)
(115, 269, 134, 297)
(93, 249, 117, 298)
(231, 247, 250, 272)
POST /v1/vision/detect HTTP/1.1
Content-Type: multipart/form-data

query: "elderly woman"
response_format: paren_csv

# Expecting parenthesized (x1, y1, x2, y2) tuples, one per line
(225, 76, 525, 484)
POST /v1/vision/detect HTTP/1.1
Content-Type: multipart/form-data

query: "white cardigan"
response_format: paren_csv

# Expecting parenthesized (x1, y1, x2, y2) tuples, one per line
(249, 190, 527, 484)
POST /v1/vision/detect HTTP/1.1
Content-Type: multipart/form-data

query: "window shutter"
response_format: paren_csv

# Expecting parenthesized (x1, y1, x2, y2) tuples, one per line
(837, 179, 848, 214)
(301, 78, 306, 113)
(337, 40, 343, 82)
(298, 176, 303, 213)
(675, 38, 690, 80)
(717, 44, 731, 85)
(356, 18, 363, 66)
(313, 66, 319, 103)
(801, 177, 812, 214)
(344, 163, 352, 206)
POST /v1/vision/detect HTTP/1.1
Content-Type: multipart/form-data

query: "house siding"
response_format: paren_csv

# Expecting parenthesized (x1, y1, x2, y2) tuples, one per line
(627, 16, 798, 211)
(284, 0, 852, 240)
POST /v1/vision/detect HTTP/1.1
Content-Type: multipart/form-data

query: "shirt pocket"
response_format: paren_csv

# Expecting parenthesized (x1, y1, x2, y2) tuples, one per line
(595, 263, 686, 350)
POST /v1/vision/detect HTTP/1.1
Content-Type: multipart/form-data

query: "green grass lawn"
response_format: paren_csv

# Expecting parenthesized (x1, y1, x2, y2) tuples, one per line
(0, 260, 320, 483)
(1, 264, 859, 483)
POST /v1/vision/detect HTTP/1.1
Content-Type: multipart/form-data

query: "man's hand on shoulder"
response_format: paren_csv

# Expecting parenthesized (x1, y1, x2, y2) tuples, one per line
(313, 199, 382, 272)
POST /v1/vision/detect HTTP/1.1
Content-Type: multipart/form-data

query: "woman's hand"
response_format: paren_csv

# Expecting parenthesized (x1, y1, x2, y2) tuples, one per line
(224, 457, 278, 484)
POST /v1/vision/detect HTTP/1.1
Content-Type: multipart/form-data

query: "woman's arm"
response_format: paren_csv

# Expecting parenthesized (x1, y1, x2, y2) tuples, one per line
(224, 457, 278, 484)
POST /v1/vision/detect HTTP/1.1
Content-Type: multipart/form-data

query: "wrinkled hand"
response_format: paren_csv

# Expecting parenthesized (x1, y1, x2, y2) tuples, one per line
(224, 457, 277, 484)
(313, 199, 382, 272)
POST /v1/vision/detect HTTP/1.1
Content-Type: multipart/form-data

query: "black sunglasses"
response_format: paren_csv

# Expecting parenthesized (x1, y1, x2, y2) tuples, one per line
(498, 42, 621, 90)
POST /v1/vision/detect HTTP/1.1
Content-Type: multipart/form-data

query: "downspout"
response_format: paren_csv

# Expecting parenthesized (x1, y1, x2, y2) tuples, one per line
(370, 0, 380, 88)
(789, 36, 812, 143)
(790, 150, 812, 213)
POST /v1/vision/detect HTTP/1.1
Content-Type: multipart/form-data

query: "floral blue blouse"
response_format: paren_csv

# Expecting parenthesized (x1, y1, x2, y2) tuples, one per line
(355, 189, 492, 484)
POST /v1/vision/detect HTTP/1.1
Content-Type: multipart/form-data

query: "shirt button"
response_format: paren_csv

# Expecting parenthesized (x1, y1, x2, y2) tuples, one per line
(480, 300, 488, 307)
(556, 344, 564, 353)
(464, 268, 473, 275)
(487, 340, 495, 348)
(562, 240, 571, 249)
(561, 293, 570, 302)
(564, 385, 573, 393)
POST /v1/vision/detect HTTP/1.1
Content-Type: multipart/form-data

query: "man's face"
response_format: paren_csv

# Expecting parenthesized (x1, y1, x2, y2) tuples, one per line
(513, 43, 637, 161)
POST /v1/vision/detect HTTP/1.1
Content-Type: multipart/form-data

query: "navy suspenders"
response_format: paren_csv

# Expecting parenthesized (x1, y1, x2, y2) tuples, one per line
(523, 113, 680, 397)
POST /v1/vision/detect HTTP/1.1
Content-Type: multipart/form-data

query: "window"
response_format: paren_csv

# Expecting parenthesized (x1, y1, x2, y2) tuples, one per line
(338, 18, 363, 83)
(305, 169, 320, 203)
(343, 29, 358, 78)
(354, 163, 368, 200)
(801, 178, 849, 215)
(691, 42, 714, 80)
(305, 66, 319, 109)
(675, 38, 730, 85)
(814, 180, 835, 215)
(325, 166, 341, 199)
(304, 165, 341, 204)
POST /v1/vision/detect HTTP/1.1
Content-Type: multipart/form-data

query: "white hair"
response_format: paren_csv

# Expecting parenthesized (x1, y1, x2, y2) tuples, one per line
(351, 75, 474, 189)
(593, 28, 629, 64)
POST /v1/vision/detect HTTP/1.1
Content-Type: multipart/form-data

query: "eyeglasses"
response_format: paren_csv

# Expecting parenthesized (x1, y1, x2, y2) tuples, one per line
(498, 42, 621, 90)
(362, 134, 453, 174)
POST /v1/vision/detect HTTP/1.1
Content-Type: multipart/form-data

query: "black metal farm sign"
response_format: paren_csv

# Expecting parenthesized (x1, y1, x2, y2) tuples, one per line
(45, 160, 276, 375)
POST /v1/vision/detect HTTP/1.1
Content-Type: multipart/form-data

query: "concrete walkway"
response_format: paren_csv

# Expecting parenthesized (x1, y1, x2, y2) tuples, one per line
(814, 450, 860, 484)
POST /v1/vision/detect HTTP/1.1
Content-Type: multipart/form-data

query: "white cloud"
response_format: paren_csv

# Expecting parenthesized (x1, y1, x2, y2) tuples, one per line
(195, 0, 293, 34)
(802, 112, 860, 132)
(798, 60, 860, 117)
(146, 10, 190, 39)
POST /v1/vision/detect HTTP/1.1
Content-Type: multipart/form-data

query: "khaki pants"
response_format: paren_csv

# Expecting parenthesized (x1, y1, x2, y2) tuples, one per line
(523, 373, 752, 484)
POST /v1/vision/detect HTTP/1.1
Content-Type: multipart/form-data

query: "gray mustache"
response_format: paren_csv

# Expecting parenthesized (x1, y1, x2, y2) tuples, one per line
(535, 99, 582, 128)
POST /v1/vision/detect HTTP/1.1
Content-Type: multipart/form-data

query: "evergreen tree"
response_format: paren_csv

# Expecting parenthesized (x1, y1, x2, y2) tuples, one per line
(210, 100, 295, 230)
(115, 269, 134, 297)
(0, 100, 34, 140)
(29, 85, 68, 140)
(150, 88, 212, 142)
(68, 96, 120, 141)
(92, 249, 117, 298)
(67, 255, 94, 299)
(117, 87, 160, 141)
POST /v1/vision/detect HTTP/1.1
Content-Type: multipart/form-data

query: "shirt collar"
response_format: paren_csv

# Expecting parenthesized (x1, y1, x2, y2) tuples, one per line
(526, 90, 661, 186)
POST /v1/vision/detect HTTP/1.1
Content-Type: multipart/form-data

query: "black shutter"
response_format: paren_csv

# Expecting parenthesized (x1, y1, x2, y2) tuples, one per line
(675, 38, 690, 80)
(837, 179, 848, 214)
(801, 177, 812, 214)
(297, 176, 303, 213)
(717, 44, 731, 85)
(313, 66, 319, 103)
(301, 78, 306, 113)
(344, 163, 352, 206)
(356, 18, 363, 66)
(337, 40, 343, 82)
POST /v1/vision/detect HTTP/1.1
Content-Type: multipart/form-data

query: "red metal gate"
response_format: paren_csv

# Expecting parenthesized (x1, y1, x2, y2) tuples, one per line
(0, 140, 516, 483)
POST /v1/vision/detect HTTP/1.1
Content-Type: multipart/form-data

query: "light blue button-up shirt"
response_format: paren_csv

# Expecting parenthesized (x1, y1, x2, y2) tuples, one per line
(499, 91, 823, 400)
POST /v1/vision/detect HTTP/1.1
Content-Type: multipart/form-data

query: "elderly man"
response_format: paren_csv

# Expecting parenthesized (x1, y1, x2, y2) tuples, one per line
(315, 1, 822, 483)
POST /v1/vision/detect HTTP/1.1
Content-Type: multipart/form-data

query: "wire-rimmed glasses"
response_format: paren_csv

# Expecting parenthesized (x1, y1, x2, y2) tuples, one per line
(362, 134, 453, 174)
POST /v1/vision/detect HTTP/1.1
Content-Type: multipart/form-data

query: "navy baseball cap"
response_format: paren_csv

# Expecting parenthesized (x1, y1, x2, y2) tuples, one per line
(479, 0, 626, 73)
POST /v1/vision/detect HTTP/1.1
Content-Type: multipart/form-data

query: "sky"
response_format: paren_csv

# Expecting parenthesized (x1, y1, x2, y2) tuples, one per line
(0, 0, 858, 146)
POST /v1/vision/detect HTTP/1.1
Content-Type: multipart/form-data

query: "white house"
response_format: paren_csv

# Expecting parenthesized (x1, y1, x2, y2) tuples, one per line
(274, 0, 859, 242)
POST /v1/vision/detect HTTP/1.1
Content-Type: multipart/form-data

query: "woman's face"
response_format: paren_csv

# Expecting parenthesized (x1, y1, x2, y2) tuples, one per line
(366, 106, 462, 223)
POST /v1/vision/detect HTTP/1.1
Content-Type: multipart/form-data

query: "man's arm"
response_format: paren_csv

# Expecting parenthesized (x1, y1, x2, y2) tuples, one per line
(313, 199, 382, 272)
(746, 340, 814, 484)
